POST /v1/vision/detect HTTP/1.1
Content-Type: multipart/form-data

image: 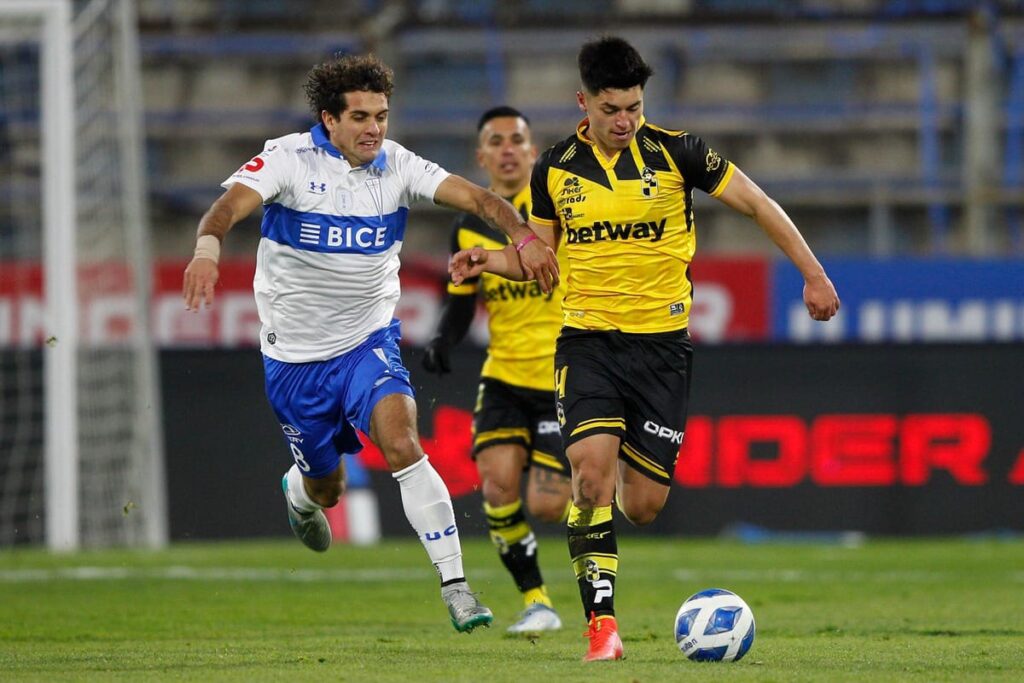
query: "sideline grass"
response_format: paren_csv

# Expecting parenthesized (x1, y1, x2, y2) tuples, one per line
(1, 537, 1022, 681)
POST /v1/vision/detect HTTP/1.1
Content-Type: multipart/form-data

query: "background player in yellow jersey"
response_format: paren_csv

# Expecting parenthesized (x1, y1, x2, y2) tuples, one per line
(450, 37, 840, 660)
(423, 106, 572, 633)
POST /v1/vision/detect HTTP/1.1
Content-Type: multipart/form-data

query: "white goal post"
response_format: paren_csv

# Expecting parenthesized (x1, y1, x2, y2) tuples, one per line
(0, 0, 166, 550)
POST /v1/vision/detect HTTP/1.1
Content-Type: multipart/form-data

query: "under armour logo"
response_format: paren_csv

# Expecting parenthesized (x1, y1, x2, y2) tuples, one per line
(308, 180, 326, 193)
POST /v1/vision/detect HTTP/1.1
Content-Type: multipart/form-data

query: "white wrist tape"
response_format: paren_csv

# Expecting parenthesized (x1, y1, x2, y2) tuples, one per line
(193, 234, 221, 263)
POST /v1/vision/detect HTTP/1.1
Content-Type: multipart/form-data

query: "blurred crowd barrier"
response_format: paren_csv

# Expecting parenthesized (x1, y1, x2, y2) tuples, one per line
(131, 1, 1024, 259)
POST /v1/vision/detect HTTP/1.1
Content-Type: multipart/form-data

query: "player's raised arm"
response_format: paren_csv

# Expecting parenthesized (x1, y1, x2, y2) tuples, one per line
(449, 220, 557, 287)
(433, 174, 559, 292)
(183, 182, 263, 311)
(715, 166, 839, 322)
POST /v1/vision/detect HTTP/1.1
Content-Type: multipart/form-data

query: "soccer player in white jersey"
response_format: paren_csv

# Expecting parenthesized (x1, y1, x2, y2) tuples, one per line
(182, 54, 559, 633)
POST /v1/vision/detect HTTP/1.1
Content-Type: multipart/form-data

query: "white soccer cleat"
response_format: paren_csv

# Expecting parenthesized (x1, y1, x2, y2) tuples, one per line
(506, 603, 563, 634)
(282, 475, 331, 552)
(442, 582, 493, 633)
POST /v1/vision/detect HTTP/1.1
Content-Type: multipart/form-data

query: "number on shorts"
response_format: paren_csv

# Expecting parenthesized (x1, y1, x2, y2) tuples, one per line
(290, 441, 310, 472)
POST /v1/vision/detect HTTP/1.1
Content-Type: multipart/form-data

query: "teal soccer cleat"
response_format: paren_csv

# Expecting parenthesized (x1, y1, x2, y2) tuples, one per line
(281, 475, 331, 552)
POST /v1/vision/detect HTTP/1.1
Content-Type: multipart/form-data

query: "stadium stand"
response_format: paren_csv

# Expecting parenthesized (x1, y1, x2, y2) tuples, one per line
(135, 0, 1024, 258)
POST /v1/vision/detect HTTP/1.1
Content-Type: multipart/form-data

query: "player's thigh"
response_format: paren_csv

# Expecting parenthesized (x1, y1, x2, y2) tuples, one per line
(472, 378, 532, 456)
(554, 330, 625, 451)
(368, 393, 422, 470)
(566, 432, 621, 507)
(263, 355, 355, 479)
(344, 322, 419, 469)
(524, 388, 571, 521)
(619, 330, 693, 488)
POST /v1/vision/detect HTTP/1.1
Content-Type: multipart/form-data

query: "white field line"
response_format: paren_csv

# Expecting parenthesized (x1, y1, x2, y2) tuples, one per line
(0, 565, 1018, 583)
(0, 566, 493, 583)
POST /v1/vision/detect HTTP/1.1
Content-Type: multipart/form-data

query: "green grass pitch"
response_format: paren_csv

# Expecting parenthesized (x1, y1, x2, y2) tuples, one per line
(1, 536, 1022, 681)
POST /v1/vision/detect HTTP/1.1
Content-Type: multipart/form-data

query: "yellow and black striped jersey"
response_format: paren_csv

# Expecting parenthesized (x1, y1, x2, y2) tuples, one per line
(530, 116, 734, 333)
(446, 185, 569, 391)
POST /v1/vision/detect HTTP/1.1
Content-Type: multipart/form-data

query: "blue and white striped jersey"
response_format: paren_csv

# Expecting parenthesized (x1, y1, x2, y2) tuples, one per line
(222, 123, 449, 362)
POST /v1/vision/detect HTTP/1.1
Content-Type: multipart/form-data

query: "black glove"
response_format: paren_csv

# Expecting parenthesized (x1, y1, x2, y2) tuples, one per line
(422, 336, 452, 375)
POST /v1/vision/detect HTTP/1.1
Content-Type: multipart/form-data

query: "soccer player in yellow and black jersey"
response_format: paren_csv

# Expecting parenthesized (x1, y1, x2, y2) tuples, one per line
(423, 106, 572, 634)
(450, 37, 840, 661)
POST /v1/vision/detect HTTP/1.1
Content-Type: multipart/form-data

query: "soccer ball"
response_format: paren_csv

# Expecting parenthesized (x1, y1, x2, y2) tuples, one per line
(674, 588, 755, 662)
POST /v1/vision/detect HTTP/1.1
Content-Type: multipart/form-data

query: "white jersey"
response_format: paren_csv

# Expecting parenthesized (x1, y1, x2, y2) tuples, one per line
(222, 124, 449, 362)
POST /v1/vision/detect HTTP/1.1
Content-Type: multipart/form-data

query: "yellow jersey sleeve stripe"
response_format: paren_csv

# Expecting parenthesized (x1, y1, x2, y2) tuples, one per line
(709, 161, 735, 198)
(621, 442, 669, 479)
(447, 282, 477, 295)
(529, 214, 558, 227)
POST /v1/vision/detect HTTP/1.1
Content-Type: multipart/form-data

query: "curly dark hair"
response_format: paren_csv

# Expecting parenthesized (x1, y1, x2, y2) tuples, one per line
(577, 36, 653, 94)
(303, 53, 395, 121)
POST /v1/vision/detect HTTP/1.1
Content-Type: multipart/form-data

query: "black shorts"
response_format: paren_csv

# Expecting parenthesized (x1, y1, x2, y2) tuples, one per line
(554, 327, 693, 485)
(472, 377, 569, 475)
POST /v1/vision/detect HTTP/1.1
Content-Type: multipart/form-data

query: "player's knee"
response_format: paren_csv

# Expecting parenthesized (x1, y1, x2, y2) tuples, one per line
(481, 477, 518, 507)
(379, 434, 423, 471)
(573, 463, 614, 506)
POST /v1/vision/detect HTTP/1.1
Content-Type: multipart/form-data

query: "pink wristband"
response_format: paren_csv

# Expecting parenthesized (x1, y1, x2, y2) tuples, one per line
(514, 233, 538, 252)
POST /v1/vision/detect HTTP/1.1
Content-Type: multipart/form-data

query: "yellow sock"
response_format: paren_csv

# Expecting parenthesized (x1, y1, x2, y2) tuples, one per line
(523, 585, 552, 609)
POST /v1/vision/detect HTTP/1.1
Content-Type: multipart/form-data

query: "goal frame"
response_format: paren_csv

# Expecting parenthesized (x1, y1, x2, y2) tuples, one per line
(1, 0, 167, 550)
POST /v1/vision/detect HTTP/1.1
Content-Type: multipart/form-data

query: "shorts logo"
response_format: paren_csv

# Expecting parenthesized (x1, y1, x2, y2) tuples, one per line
(644, 420, 684, 445)
(537, 420, 560, 435)
(281, 424, 301, 437)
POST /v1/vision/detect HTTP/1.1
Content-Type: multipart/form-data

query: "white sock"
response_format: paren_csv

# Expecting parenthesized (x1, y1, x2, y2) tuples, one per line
(392, 455, 466, 583)
(285, 464, 320, 514)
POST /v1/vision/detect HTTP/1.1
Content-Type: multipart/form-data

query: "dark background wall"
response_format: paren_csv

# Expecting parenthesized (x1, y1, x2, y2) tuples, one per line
(161, 344, 1024, 541)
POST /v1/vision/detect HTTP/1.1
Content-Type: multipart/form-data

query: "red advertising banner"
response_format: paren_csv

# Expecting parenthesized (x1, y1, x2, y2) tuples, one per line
(1, 256, 772, 347)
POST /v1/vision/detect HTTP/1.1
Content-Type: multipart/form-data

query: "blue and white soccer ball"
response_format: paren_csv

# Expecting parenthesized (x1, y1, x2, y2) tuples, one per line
(674, 588, 755, 662)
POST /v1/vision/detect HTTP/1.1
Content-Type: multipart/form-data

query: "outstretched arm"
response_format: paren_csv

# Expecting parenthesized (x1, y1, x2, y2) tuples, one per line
(433, 175, 559, 293)
(449, 222, 557, 285)
(182, 183, 263, 311)
(716, 167, 839, 321)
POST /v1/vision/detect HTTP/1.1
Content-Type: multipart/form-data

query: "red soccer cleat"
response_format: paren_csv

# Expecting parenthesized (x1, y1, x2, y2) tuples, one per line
(583, 613, 624, 662)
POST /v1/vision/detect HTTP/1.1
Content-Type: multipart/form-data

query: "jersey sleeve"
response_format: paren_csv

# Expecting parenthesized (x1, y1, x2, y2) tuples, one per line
(221, 137, 293, 202)
(528, 149, 558, 226)
(390, 143, 451, 205)
(667, 133, 735, 197)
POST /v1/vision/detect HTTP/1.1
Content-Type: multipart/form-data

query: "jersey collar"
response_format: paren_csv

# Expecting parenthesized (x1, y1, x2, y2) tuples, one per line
(310, 123, 388, 171)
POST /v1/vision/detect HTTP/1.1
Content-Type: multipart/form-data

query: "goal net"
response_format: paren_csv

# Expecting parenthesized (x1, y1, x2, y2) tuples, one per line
(0, 0, 166, 549)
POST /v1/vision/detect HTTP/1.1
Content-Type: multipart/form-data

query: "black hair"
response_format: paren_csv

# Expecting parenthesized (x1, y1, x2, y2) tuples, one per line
(303, 53, 394, 121)
(577, 36, 653, 94)
(476, 105, 530, 132)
